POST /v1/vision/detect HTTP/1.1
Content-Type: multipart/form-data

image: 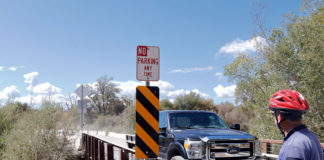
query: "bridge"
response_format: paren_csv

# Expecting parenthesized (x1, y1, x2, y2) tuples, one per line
(78, 131, 135, 160)
(78, 131, 324, 160)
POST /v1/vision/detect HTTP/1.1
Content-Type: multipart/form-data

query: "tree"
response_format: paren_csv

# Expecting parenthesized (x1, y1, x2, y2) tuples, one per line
(173, 92, 217, 111)
(160, 99, 174, 110)
(63, 93, 77, 111)
(216, 102, 234, 119)
(88, 76, 125, 115)
(224, 2, 324, 140)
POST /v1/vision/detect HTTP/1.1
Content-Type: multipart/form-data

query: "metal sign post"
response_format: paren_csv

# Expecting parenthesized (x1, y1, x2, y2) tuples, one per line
(75, 84, 90, 132)
(81, 85, 84, 131)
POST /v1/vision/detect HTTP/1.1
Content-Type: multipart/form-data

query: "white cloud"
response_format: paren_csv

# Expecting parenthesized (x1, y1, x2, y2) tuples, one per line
(150, 81, 175, 96)
(0, 66, 24, 72)
(16, 94, 33, 104)
(17, 93, 65, 105)
(114, 80, 142, 96)
(167, 88, 210, 99)
(15, 82, 63, 105)
(214, 72, 223, 76)
(167, 89, 186, 97)
(214, 72, 223, 78)
(113, 80, 210, 100)
(114, 80, 175, 97)
(32, 82, 61, 94)
(24, 72, 39, 91)
(18, 72, 65, 105)
(0, 72, 65, 106)
(213, 84, 236, 98)
(169, 66, 214, 73)
(9, 67, 17, 71)
(217, 36, 265, 57)
(17, 94, 44, 105)
(191, 89, 210, 99)
(50, 94, 66, 103)
(0, 85, 21, 103)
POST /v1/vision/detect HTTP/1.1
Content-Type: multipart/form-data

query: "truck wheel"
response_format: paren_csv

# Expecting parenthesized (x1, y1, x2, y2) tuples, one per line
(171, 156, 185, 160)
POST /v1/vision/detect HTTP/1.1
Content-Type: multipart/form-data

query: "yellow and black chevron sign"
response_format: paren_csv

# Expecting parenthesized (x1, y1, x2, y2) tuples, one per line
(135, 86, 159, 159)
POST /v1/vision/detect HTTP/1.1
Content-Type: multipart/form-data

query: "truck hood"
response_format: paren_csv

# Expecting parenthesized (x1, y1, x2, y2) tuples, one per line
(172, 128, 254, 141)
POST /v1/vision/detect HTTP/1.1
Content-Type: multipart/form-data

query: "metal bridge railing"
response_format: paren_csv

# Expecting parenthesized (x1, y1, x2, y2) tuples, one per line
(80, 134, 323, 160)
(260, 139, 324, 159)
(82, 133, 135, 160)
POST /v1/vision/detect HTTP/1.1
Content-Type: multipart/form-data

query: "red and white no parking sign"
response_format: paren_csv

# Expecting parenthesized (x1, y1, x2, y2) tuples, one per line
(136, 45, 160, 81)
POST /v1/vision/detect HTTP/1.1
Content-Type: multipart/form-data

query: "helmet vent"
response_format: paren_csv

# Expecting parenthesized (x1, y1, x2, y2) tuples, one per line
(279, 98, 286, 102)
(297, 98, 302, 105)
(288, 96, 294, 101)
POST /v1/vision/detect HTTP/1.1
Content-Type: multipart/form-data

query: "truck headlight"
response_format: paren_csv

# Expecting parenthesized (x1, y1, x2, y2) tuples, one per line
(184, 139, 205, 159)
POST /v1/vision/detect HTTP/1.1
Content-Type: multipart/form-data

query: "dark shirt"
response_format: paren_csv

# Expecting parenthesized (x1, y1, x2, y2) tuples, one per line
(279, 125, 323, 160)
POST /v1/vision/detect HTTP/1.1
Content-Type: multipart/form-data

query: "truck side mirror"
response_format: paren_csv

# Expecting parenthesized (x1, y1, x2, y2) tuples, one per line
(159, 127, 167, 136)
(230, 124, 240, 130)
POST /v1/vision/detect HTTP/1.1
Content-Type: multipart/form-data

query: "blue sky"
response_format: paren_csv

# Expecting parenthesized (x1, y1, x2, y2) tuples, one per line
(0, 0, 303, 105)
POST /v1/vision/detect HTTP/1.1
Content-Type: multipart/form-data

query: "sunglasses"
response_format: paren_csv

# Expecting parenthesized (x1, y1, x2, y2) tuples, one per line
(268, 107, 277, 116)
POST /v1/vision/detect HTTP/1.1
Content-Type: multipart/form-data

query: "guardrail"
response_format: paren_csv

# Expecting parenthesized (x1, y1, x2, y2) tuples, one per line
(82, 133, 135, 160)
(260, 139, 324, 159)
(81, 133, 323, 160)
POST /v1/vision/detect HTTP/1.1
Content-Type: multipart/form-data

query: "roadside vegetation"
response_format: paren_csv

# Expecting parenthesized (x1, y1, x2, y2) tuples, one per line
(0, 0, 322, 158)
(0, 102, 76, 159)
(0, 76, 136, 159)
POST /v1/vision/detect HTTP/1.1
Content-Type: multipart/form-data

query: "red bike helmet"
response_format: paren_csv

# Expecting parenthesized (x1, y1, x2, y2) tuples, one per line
(269, 89, 309, 113)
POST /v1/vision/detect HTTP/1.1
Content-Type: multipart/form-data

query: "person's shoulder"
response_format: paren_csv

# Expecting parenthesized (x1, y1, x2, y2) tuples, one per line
(283, 128, 323, 160)
(298, 128, 320, 142)
(287, 129, 313, 146)
(291, 128, 322, 150)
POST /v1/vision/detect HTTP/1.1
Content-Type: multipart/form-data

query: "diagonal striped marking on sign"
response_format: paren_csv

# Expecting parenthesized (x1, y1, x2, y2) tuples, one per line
(135, 146, 148, 159)
(137, 87, 159, 111)
(136, 112, 159, 143)
(136, 135, 157, 158)
(136, 88, 159, 121)
(148, 87, 159, 99)
(136, 100, 159, 133)
(136, 123, 159, 156)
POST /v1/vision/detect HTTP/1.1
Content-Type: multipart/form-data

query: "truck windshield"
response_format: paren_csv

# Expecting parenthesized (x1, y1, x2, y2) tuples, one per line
(169, 112, 228, 129)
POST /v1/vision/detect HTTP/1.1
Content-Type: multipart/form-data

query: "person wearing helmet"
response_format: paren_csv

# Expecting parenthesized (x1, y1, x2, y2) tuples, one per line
(269, 89, 323, 160)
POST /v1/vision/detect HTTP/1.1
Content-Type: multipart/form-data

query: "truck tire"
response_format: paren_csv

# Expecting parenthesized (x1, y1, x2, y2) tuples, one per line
(170, 156, 185, 160)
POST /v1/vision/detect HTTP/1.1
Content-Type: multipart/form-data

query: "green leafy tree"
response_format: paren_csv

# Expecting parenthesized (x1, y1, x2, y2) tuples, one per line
(160, 99, 174, 110)
(224, 2, 324, 141)
(173, 92, 217, 112)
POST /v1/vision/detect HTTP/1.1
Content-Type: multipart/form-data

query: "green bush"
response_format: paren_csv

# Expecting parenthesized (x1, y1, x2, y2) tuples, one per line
(1, 103, 75, 160)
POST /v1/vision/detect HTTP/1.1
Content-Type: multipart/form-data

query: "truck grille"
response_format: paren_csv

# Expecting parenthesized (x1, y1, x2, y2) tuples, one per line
(208, 140, 254, 159)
